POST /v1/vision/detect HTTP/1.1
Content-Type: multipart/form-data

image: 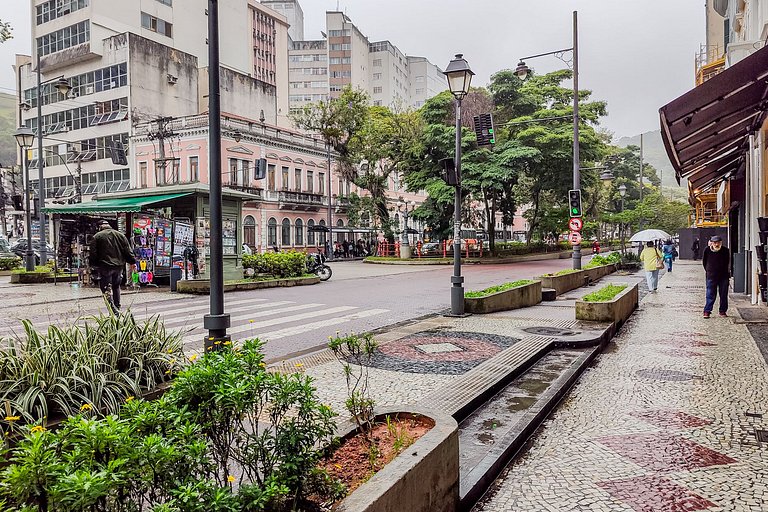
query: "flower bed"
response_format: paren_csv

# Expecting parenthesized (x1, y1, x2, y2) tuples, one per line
(242, 251, 307, 278)
(576, 282, 639, 326)
(539, 264, 617, 296)
(0, 313, 184, 434)
(464, 280, 541, 314)
(177, 275, 319, 294)
(331, 408, 458, 512)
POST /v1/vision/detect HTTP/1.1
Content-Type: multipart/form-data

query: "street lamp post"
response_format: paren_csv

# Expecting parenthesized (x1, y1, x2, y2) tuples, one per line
(398, 200, 414, 248)
(443, 54, 474, 316)
(618, 183, 627, 254)
(515, 10, 581, 269)
(13, 127, 35, 271)
(203, 0, 231, 351)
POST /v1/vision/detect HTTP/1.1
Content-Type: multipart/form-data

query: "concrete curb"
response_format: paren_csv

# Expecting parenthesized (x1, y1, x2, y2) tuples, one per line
(176, 275, 320, 294)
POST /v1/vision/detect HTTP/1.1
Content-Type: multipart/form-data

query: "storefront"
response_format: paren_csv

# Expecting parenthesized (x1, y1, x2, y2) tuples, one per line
(43, 184, 256, 285)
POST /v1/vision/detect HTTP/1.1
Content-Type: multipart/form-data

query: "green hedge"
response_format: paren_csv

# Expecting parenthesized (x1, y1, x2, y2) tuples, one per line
(465, 279, 534, 298)
(582, 284, 628, 302)
(0, 257, 21, 271)
(584, 252, 621, 269)
(242, 251, 307, 278)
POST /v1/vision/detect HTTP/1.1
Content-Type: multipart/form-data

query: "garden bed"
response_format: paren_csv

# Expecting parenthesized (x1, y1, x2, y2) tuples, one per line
(464, 280, 541, 314)
(539, 264, 617, 296)
(10, 271, 53, 284)
(177, 275, 319, 294)
(331, 407, 458, 512)
(575, 282, 638, 326)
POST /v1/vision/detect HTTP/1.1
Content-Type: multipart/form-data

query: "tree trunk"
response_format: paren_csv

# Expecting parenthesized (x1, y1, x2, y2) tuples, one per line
(526, 189, 541, 245)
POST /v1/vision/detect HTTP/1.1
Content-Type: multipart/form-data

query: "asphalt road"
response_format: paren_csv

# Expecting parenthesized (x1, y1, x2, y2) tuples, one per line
(0, 256, 596, 361)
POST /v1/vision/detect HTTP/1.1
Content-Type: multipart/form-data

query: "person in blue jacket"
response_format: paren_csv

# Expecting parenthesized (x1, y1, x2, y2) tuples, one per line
(661, 239, 677, 272)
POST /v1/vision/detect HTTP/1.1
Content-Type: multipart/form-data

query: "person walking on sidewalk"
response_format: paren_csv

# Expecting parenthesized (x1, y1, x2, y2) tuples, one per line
(89, 220, 136, 315)
(662, 239, 677, 272)
(640, 240, 663, 292)
(692, 238, 701, 260)
(702, 235, 730, 318)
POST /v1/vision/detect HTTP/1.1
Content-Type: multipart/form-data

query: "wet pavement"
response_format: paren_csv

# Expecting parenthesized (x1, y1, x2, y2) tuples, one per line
(473, 261, 768, 512)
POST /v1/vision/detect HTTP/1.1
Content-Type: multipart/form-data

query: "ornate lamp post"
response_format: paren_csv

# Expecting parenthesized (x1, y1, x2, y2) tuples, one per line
(443, 54, 474, 316)
(13, 127, 35, 271)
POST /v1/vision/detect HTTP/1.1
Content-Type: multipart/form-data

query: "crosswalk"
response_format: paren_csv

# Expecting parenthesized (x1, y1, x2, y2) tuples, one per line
(0, 295, 390, 349)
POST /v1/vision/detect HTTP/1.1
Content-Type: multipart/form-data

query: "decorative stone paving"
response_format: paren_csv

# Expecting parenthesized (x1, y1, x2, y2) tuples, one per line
(370, 330, 521, 375)
(474, 261, 768, 512)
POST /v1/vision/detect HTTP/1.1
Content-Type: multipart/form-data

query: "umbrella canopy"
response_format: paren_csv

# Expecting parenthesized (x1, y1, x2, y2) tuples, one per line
(629, 229, 672, 243)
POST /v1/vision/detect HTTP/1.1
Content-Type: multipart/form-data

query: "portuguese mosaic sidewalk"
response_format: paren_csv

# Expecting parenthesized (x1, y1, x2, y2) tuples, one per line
(473, 260, 768, 512)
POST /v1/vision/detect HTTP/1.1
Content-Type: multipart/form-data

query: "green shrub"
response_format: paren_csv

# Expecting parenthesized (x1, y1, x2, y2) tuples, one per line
(0, 313, 185, 432)
(465, 279, 534, 298)
(0, 339, 338, 511)
(582, 284, 627, 302)
(243, 251, 307, 278)
(11, 265, 52, 274)
(0, 257, 21, 271)
(584, 252, 621, 269)
(543, 268, 580, 277)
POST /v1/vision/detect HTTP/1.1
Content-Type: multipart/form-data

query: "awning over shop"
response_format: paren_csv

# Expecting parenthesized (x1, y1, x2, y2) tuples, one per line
(43, 193, 192, 214)
(659, 44, 768, 193)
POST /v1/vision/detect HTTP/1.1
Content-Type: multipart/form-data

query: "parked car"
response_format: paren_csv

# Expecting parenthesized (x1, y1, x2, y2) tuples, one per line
(10, 239, 55, 265)
(420, 242, 442, 256)
(0, 238, 18, 260)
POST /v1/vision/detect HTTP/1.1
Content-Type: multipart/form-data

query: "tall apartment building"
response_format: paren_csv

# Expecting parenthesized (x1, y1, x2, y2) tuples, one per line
(287, 10, 446, 112)
(17, 0, 290, 203)
(260, 0, 304, 43)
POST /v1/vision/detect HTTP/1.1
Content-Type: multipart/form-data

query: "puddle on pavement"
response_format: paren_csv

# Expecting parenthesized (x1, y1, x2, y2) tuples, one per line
(458, 349, 584, 471)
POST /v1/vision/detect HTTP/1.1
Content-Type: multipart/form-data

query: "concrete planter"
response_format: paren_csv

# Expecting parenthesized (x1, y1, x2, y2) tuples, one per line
(335, 407, 458, 512)
(575, 282, 639, 327)
(10, 272, 53, 284)
(539, 264, 617, 296)
(464, 280, 542, 314)
(176, 275, 319, 294)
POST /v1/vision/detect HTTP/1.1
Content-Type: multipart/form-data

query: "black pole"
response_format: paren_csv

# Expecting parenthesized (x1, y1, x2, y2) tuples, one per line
(23, 152, 34, 271)
(203, 0, 230, 351)
(36, 51, 48, 265)
(571, 10, 581, 270)
(450, 97, 464, 316)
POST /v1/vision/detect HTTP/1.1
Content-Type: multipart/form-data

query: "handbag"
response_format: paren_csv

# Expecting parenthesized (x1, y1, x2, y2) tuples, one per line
(655, 249, 665, 270)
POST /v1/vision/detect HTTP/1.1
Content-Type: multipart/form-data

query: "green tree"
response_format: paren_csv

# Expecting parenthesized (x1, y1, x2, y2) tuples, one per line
(501, 69, 608, 242)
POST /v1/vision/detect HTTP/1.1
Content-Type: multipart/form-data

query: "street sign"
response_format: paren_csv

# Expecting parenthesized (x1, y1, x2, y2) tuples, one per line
(473, 113, 496, 146)
(568, 217, 583, 232)
(568, 231, 582, 245)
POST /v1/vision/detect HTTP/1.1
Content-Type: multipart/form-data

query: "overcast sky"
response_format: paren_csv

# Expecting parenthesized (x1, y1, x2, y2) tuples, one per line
(1, 0, 704, 139)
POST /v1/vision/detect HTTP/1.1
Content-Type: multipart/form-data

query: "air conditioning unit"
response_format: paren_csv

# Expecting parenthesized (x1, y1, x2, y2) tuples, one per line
(85, 85, 94, 94)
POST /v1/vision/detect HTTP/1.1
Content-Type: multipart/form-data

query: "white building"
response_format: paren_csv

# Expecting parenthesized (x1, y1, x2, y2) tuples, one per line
(288, 39, 328, 115)
(17, 0, 290, 203)
(260, 0, 304, 43)
(368, 41, 409, 108)
(407, 56, 445, 109)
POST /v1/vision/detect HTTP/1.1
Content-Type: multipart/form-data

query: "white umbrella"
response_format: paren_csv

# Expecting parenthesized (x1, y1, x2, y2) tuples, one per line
(629, 229, 672, 243)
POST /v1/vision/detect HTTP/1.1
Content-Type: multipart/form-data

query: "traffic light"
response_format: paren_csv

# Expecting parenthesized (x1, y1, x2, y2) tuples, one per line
(568, 189, 582, 217)
(473, 113, 496, 146)
(109, 141, 128, 166)
(439, 158, 458, 186)
(254, 158, 267, 180)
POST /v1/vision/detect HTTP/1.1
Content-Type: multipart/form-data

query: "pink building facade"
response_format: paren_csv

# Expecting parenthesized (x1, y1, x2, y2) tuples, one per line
(132, 114, 427, 253)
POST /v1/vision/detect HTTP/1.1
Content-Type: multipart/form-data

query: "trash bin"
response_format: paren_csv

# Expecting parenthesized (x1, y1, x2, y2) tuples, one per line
(170, 266, 182, 292)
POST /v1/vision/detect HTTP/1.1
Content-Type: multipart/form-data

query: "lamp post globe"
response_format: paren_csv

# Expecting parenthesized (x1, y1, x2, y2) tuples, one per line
(53, 77, 71, 97)
(618, 184, 627, 197)
(13, 127, 34, 149)
(515, 60, 530, 80)
(444, 54, 474, 100)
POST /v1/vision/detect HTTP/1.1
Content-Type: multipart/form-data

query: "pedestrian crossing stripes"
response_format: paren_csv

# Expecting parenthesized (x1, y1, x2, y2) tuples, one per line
(0, 296, 390, 350)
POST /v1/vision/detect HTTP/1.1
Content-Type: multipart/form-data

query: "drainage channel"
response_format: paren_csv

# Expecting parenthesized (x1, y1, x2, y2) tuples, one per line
(456, 345, 601, 510)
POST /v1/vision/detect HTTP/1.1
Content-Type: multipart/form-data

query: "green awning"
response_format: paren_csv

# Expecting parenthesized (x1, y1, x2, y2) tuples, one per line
(43, 193, 192, 214)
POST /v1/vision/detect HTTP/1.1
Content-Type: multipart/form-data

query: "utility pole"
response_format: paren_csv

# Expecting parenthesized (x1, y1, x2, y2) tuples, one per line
(0, 165, 7, 238)
(639, 133, 644, 201)
(150, 117, 174, 184)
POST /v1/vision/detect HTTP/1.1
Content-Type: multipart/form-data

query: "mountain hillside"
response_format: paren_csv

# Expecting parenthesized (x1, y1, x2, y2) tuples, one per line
(0, 92, 17, 168)
(616, 129, 684, 190)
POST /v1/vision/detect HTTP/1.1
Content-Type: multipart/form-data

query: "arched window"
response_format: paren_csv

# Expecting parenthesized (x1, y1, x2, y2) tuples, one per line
(318, 219, 327, 244)
(243, 215, 256, 248)
(336, 219, 345, 243)
(307, 219, 316, 245)
(267, 218, 277, 247)
(281, 218, 291, 246)
(295, 219, 304, 246)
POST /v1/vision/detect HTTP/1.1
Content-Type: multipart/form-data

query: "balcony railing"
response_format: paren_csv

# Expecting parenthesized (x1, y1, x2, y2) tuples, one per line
(278, 191, 326, 210)
(226, 184, 264, 199)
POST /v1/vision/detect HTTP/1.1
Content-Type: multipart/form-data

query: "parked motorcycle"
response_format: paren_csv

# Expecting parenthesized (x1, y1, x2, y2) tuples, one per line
(307, 253, 332, 281)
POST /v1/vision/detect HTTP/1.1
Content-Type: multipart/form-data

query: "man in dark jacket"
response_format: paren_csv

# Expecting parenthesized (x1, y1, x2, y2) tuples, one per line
(702, 235, 730, 318)
(89, 220, 136, 314)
